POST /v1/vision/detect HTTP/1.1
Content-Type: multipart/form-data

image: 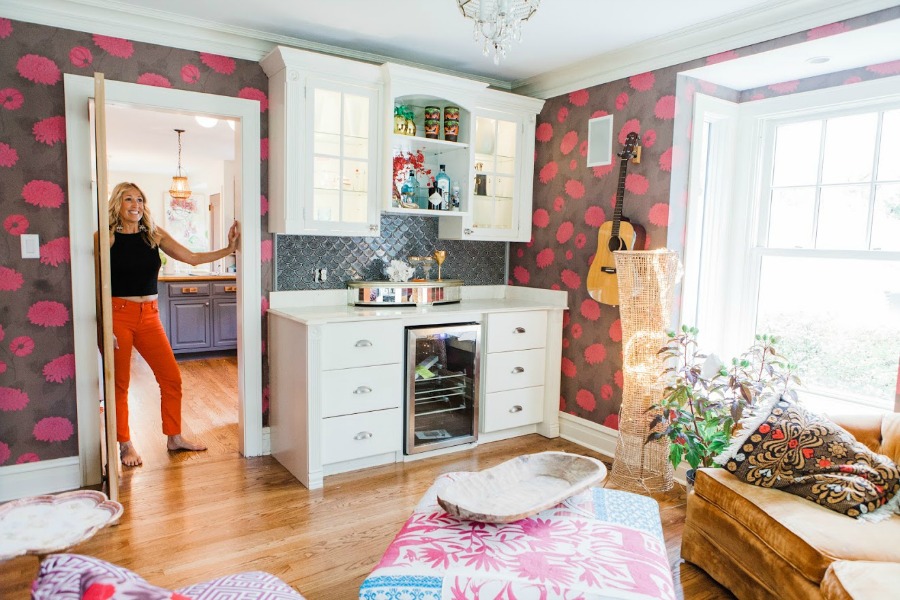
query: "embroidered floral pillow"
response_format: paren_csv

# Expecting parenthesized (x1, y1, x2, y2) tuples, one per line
(716, 397, 900, 519)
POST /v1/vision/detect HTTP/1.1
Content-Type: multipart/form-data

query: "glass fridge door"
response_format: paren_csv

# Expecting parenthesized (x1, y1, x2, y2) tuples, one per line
(405, 323, 481, 454)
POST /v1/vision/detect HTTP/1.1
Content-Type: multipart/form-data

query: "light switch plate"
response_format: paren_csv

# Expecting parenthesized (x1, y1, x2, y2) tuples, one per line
(21, 234, 40, 259)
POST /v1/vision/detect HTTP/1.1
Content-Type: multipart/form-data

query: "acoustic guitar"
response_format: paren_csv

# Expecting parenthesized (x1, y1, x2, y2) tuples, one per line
(586, 132, 645, 306)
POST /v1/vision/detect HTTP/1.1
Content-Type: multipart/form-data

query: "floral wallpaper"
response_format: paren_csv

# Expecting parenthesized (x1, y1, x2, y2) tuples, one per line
(0, 18, 271, 465)
(508, 7, 900, 429)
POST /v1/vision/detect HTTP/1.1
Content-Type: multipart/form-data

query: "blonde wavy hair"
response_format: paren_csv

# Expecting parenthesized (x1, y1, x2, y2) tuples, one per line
(108, 182, 163, 247)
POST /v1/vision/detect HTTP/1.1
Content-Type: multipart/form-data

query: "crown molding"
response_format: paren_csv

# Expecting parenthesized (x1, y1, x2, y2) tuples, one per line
(512, 0, 900, 99)
(0, 0, 512, 90)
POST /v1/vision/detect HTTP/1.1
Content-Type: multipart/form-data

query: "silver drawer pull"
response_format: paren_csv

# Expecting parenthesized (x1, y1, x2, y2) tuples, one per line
(353, 386, 372, 394)
(509, 405, 523, 413)
(511, 366, 525, 374)
(513, 327, 526, 334)
(353, 431, 373, 440)
(354, 339, 373, 347)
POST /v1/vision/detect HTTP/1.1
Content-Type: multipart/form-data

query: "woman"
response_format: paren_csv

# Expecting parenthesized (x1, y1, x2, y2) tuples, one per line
(102, 182, 240, 467)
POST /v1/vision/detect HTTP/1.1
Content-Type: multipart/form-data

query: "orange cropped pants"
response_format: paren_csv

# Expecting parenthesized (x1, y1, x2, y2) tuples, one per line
(111, 298, 182, 442)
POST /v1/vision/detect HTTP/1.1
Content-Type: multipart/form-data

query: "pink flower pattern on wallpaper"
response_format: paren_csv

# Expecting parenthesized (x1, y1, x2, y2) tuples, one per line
(260, 239, 273, 263)
(136, 73, 173, 88)
(10, 336, 35, 357)
(200, 53, 236, 75)
(32, 116, 66, 145)
(22, 180, 65, 208)
(44, 354, 76, 383)
(93, 34, 134, 58)
(17, 453, 39, 463)
(0, 18, 12, 38)
(238, 87, 268, 112)
(16, 54, 61, 85)
(0, 442, 9, 465)
(181, 63, 200, 83)
(1, 87, 24, 110)
(69, 46, 92, 68)
(27, 301, 70, 327)
(0, 142, 19, 167)
(39, 237, 70, 266)
(4, 214, 28, 234)
(0, 387, 29, 412)
(33, 416, 74, 442)
(0, 266, 25, 291)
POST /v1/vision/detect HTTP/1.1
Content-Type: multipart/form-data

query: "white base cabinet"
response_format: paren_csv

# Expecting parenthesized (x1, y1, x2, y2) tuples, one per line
(268, 301, 564, 490)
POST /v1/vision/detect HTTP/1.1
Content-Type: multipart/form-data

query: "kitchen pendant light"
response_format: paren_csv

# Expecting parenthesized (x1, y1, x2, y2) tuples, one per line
(169, 128, 191, 201)
(457, 0, 539, 64)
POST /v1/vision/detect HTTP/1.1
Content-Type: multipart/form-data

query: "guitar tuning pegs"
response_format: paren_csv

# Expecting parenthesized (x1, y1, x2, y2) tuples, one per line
(631, 145, 642, 164)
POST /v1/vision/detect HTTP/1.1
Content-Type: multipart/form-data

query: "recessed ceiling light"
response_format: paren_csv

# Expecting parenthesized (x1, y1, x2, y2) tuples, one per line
(805, 56, 831, 64)
(195, 116, 218, 128)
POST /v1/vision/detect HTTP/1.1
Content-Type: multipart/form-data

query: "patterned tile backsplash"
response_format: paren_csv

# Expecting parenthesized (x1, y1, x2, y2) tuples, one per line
(275, 215, 508, 290)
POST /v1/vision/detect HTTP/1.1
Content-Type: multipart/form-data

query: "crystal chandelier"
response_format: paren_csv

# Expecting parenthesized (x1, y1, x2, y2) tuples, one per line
(168, 128, 192, 201)
(457, 0, 539, 64)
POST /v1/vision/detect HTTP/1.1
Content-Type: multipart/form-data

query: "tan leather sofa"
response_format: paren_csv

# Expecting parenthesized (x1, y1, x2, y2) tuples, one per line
(681, 413, 900, 600)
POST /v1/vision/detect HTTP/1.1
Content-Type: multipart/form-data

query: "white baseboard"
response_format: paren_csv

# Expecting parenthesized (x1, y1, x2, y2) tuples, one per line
(559, 412, 689, 485)
(0, 457, 83, 502)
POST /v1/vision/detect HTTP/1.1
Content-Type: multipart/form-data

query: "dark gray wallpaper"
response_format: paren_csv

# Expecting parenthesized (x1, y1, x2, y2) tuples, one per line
(275, 214, 507, 290)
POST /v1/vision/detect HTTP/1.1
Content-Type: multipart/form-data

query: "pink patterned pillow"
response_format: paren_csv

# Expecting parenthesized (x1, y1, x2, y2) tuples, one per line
(81, 573, 190, 600)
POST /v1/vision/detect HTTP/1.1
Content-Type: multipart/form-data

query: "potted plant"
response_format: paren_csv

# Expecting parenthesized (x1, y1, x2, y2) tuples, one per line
(648, 326, 800, 486)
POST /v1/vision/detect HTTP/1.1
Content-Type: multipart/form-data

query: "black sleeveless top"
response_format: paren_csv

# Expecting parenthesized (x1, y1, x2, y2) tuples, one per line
(110, 232, 162, 296)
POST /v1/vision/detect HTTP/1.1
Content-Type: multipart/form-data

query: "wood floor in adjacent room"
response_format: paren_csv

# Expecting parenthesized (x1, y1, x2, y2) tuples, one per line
(0, 356, 734, 600)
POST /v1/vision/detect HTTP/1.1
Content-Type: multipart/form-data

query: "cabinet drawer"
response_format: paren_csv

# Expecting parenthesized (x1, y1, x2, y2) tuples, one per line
(321, 363, 402, 418)
(486, 311, 548, 353)
(484, 347, 546, 393)
(482, 386, 544, 433)
(168, 283, 210, 297)
(322, 408, 401, 464)
(213, 282, 238, 295)
(321, 320, 401, 370)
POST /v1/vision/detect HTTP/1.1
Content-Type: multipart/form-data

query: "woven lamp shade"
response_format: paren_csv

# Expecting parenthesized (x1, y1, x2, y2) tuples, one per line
(608, 249, 681, 493)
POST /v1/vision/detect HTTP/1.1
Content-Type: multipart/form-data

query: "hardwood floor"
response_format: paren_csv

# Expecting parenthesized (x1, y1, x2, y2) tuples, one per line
(0, 358, 734, 600)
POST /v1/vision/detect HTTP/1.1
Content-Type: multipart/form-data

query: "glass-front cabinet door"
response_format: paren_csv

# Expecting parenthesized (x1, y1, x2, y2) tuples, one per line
(472, 115, 519, 233)
(307, 80, 380, 236)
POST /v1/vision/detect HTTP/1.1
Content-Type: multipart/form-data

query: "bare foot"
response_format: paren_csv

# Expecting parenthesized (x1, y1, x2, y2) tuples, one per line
(167, 434, 207, 452)
(120, 441, 142, 467)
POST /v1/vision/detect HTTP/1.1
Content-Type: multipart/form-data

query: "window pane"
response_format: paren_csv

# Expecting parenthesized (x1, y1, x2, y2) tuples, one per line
(872, 183, 900, 251)
(343, 94, 369, 159)
(878, 109, 900, 181)
(314, 89, 341, 136)
(821, 113, 877, 184)
(816, 185, 868, 250)
(756, 256, 900, 409)
(772, 120, 821, 187)
(768, 187, 815, 248)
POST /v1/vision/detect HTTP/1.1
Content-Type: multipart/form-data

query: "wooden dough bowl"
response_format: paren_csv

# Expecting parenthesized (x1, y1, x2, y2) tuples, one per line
(437, 451, 608, 523)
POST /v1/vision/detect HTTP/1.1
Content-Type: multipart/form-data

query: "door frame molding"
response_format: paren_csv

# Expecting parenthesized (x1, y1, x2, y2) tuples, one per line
(64, 74, 263, 487)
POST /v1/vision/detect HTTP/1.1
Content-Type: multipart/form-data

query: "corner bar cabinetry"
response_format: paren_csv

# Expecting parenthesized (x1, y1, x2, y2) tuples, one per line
(262, 47, 383, 236)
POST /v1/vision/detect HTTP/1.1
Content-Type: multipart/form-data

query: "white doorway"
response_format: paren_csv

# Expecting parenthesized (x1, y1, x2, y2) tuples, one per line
(64, 74, 263, 489)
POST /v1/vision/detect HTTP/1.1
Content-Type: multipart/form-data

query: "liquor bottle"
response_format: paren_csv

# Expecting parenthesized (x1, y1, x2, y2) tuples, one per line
(435, 164, 451, 211)
(450, 184, 461, 211)
(400, 170, 419, 206)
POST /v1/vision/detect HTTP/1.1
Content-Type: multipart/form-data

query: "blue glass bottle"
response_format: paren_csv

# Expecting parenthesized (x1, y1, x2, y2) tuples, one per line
(400, 170, 418, 206)
(435, 164, 451, 210)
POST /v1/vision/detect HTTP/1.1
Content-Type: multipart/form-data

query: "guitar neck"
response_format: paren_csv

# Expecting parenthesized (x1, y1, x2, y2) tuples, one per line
(610, 154, 629, 238)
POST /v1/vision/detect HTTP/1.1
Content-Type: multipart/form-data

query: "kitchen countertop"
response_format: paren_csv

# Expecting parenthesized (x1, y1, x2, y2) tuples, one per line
(268, 285, 568, 325)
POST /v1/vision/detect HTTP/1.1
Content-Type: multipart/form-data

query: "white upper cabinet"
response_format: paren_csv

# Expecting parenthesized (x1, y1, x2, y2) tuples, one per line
(262, 47, 383, 236)
(439, 90, 543, 242)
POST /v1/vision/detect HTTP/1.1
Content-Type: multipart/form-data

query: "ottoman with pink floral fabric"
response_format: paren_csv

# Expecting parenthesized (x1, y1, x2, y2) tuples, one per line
(359, 472, 675, 600)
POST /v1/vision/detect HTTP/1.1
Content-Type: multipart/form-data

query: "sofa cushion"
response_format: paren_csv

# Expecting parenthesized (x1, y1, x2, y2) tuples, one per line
(821, 560, 900, 600)
(717, 398, 900, 518)
(81, 573, 188, 599)
(694, 468, 900, 583)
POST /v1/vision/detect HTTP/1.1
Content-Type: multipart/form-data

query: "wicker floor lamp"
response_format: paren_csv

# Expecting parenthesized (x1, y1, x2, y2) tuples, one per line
(608, 249, 681, 493)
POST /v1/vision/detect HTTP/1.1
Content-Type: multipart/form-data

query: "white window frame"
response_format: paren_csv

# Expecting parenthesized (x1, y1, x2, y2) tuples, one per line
(684, 77, 900, 412)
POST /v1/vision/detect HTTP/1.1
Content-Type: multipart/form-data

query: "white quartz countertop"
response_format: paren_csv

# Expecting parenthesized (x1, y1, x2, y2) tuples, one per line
(268, 285, 568, 325)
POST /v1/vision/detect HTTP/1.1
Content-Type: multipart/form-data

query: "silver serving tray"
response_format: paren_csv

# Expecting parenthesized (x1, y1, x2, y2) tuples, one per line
(348, 280, 462, 306)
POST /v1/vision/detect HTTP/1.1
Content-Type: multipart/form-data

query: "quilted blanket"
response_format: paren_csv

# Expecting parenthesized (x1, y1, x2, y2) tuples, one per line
(359, 472, 675, 600)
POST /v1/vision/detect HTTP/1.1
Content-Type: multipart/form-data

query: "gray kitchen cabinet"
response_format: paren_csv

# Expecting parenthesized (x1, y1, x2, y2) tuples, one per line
(158, 278, 237, 355)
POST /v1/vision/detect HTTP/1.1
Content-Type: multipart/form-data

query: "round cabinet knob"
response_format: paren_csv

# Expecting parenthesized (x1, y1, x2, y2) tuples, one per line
(354, 431, 373, 440)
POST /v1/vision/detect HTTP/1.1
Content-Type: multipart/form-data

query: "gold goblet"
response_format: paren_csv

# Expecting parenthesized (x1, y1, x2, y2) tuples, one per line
(433, 250, 447, 281)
